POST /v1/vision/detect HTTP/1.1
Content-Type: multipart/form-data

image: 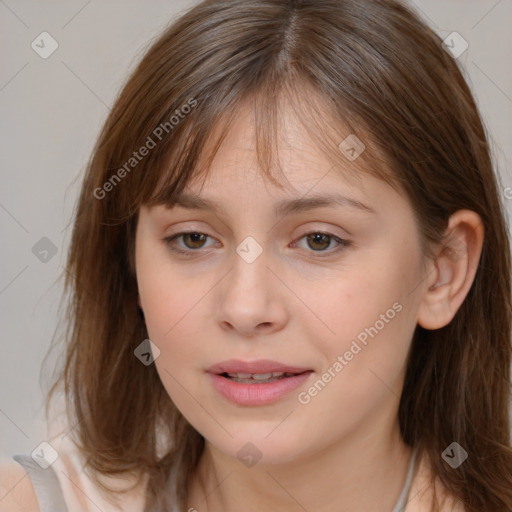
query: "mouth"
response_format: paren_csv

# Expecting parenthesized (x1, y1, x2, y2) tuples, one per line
(207, 359, 314, 406)
(207, 358, 312, 376)
(218, 371, 309, 384)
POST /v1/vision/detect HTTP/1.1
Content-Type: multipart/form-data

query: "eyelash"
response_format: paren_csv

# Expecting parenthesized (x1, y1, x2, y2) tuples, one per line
(162, 230, 351, 258)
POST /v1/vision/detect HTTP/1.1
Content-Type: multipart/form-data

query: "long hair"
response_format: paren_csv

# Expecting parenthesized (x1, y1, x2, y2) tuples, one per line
(47, 0, 512, 510)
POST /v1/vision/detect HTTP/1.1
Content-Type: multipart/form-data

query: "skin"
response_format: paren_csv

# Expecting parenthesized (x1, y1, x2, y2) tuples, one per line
(135, 101, 483, 512)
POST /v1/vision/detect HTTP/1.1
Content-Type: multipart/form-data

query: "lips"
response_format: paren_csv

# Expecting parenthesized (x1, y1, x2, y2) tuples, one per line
(207, 359, 312, 375)
(207, 359, 314, 406)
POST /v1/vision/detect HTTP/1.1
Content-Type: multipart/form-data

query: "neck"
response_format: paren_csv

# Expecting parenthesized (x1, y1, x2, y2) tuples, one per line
(187, 411, 413, 512)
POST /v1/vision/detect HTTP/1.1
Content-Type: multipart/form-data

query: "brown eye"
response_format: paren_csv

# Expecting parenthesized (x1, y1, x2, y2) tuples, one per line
(181, 232, 208, 249)
(306, 233, 332, 251)
(293, 231, 350, 257)
(163, 231, 217, 257)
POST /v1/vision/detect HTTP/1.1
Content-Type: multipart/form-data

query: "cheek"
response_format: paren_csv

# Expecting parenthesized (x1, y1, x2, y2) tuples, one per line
(138, 264, 212, 414)
(291, 283, 415, 439)
(137, 258, 218, 384)
(300, 247, 421, 387)
(137, 248, 201, 338)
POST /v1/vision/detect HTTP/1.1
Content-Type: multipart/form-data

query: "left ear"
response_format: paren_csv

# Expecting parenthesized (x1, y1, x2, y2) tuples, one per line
(417, 210, 484, 330)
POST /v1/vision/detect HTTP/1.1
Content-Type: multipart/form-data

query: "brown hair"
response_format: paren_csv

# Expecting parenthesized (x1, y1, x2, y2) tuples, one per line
(47, 0, 512, 510)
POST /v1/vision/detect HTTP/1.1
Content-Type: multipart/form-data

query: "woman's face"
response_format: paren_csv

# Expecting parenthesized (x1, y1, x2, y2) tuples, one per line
(135, 103, 429, 465)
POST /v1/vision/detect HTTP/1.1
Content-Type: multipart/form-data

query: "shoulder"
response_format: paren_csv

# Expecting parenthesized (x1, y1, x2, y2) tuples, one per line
(3, 392, 150, 512)
(0, 458, 40, 512)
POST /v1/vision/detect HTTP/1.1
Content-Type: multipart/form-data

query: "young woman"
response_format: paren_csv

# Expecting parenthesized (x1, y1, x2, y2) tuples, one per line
(2, 0, 511, 510)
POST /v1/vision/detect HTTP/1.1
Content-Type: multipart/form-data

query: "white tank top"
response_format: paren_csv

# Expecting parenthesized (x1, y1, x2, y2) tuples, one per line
(12, 446, 418, 512)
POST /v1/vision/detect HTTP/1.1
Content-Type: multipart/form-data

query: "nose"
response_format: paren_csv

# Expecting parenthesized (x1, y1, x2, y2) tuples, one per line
(215, 247, 289, 337)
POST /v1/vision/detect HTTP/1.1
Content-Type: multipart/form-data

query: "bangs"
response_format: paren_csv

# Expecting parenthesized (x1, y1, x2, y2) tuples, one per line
(139, 75, 399, 215)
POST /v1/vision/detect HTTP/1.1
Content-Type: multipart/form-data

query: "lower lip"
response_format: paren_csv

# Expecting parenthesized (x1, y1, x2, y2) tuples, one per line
(208, 372, 313, 406)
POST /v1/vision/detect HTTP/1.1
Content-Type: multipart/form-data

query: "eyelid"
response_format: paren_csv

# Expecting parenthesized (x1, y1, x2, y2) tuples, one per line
(163, 229, 219, 252)
(290, 230, 351, 257)
(162, 227, 351, 259)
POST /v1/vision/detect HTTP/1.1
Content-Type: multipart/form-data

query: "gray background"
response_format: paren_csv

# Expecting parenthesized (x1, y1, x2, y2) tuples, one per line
(1, 0, 511, 459)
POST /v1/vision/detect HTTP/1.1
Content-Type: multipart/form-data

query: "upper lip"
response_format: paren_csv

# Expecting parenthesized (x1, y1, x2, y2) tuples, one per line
(207, 359, 312, 375)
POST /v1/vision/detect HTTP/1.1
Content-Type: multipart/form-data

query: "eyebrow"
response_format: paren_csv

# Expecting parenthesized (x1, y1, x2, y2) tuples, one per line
(161, 192, 376, 217)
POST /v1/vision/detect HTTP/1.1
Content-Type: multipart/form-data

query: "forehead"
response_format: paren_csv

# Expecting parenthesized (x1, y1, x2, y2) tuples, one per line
(151, 122, 388, 223)
(147, 88, 402, 217)
(183, 99, 371, 197)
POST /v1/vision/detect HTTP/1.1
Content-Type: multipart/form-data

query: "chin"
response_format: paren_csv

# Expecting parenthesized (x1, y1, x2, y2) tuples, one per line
(200, 424, 315, 467)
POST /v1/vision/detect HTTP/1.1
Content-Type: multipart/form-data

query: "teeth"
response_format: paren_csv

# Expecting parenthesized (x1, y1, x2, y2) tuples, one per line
(228, 372, 252, 379)
(223, 371, 297, 384)
(226, 372, 287, 379)
(252, 372, 273, 380)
